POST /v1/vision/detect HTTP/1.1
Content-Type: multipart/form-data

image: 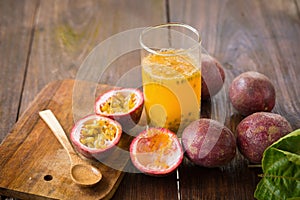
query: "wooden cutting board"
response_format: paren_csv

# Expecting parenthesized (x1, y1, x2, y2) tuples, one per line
(0, 79, 133, 200)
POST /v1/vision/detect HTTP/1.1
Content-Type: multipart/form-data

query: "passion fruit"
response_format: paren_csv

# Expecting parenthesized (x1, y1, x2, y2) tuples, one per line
(130, 127, 183, 176)
(201, 54, 225, 100)
(229, 71, 276, 116)
(236, 112, 293, 163)
(182, 118, 236, 167)
(94, 88, 144, 132)
(70, 114, 122, 160)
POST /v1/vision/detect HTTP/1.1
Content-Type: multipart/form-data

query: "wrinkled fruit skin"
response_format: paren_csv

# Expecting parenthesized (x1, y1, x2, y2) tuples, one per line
(201, 54, 225, 100)
(182, 118, 236, 167)
(236, 112, 293, 163)
(229, 71, 275, 116)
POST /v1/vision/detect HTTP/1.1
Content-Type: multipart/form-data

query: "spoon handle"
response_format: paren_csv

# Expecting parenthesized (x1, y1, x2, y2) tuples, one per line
(39, 110, 77, 159)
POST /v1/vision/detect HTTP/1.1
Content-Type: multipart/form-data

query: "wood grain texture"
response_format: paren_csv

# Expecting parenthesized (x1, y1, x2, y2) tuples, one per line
(20, 0, 166, 115)
(2, 0, 300, 199)
(169, 0, 300, 199)
(113, 164, 179, 200)
(0, 79, 179, 200)
(169, 0, 300, 127)
(0, 0, 39, 142)
(0, 80, 131, 200)
(2, 1, 174, 199)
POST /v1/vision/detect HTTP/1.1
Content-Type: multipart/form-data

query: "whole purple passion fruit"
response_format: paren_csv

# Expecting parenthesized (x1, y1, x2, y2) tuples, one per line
(229, 71, 275, 116)
(201, 54, 225, 100)
(236, 112, 292, 163)
(182, 118, 236, 167)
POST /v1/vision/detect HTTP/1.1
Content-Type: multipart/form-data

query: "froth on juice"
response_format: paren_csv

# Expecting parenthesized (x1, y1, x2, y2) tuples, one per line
(142, 49, 201, 134)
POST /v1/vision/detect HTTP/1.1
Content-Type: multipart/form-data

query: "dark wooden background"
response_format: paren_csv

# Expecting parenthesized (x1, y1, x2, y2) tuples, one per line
(1, 0, 299, 199)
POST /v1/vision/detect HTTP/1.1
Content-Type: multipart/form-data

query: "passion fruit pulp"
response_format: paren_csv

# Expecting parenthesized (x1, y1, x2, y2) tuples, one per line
(94, 88, 144, 132)
(130, 127, 183, 176)
(70, 114, 122, 160)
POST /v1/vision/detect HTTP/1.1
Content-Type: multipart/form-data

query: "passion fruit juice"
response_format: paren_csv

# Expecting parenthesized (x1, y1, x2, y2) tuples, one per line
(142, 49, 201, 134)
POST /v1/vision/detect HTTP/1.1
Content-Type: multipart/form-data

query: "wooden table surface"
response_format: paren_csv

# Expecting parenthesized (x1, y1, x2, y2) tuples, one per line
(1, 0, 300, 199)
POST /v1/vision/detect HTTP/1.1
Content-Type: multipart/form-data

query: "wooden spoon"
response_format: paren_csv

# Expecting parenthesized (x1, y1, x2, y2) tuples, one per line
(39, 110, 102, 187)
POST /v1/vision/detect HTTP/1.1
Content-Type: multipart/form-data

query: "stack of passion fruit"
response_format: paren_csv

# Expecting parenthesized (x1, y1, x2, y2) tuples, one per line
(71, 55, 294, 177)
(229, 71, 293, 164)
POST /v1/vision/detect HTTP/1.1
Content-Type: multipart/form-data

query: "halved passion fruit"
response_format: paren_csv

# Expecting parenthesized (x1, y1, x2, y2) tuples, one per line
(130, 127, 183, 176)
(94, 88, 144, 132)
(70, 114, 122, 160)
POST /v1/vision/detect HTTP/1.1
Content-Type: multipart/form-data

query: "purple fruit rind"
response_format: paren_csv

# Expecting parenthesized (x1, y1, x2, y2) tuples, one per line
(236, 112, 292, 163)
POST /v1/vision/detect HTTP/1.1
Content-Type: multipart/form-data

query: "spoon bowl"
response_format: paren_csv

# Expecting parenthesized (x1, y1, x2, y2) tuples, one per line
(39, 110, 102, 187)
(71, 163, 102, 186)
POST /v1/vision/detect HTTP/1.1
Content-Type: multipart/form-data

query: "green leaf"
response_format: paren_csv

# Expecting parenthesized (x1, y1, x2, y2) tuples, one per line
(254, 129, 300, 200)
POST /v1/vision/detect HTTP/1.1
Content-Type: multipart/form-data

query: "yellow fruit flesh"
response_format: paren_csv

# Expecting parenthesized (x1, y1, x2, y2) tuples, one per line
(142, 49, 201, 134)
(100, 92, 136, 114)
(80, 119, 117, 149)
(137, 132, 171, 152)
(136, 130, 173, 170)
